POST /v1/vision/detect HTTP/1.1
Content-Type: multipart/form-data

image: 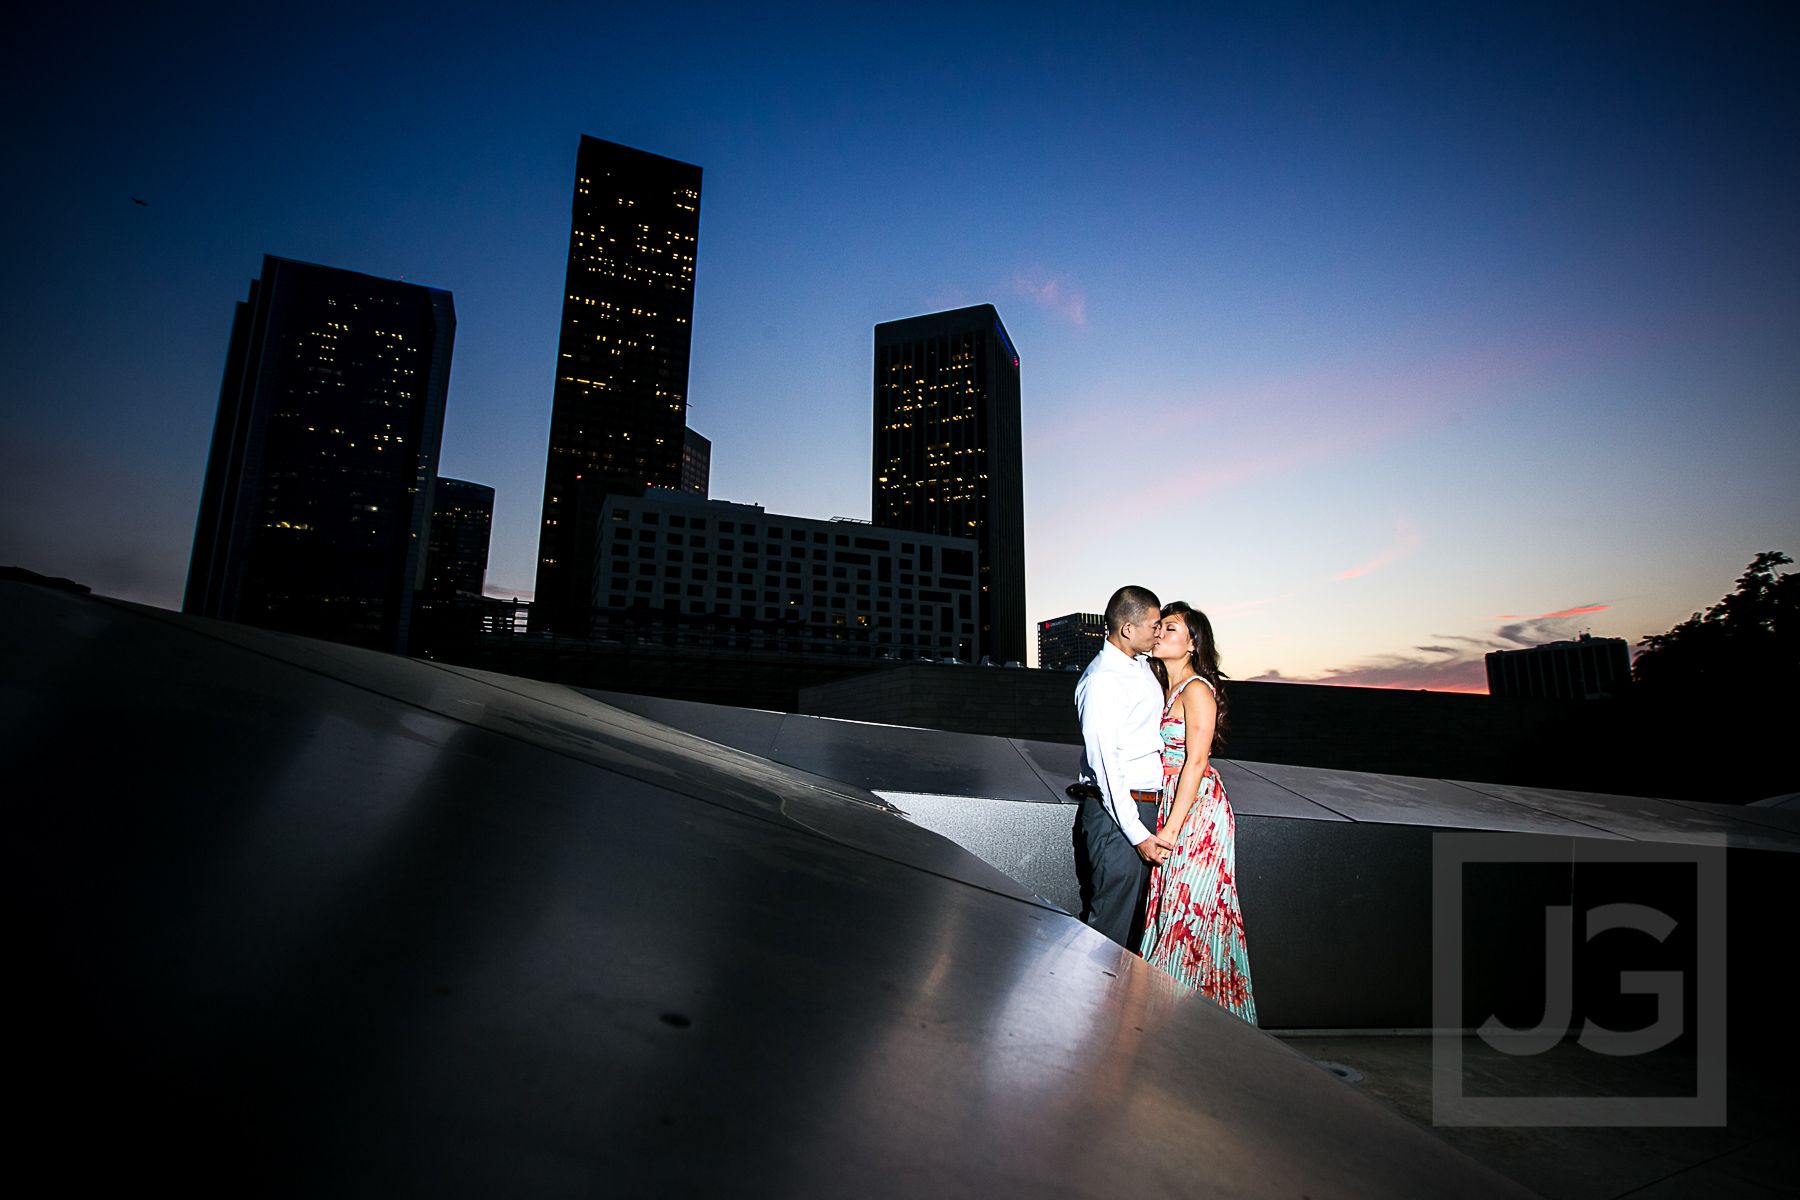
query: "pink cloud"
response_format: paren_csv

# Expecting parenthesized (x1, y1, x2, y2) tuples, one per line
(1208, 518, 1423, 620)
(925, 282, 968, 310)
(1025, 323, 1671, 574)
(1251, 658, 1492, 694)
(1488, 603, 1609, 620)
(1332, 519, 1421, 580)
(1011, 268, 1087, 325)
(1248, 604, 1614, 694)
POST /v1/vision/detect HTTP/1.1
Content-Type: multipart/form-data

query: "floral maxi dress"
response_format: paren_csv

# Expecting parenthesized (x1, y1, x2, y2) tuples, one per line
(1139, 675, 1258, 1023)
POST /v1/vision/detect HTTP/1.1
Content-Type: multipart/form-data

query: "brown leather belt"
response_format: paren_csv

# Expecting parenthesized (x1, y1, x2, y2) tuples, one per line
(1063, 783, 1162, 804)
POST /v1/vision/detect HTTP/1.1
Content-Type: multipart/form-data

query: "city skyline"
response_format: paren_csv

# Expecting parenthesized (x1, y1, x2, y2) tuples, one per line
(3, 5, 1795, 687)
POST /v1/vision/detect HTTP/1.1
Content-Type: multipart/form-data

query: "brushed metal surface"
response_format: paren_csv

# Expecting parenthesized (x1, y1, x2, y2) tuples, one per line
(1450, 779, 1800, 851)
(1661, 795, 1800, 835)
(1, 581, 1528, 1197)
(1213, 759, 1353, 822)
(1232, 760, 1629, 837)
(573, 687, 789, 758)
(878, 791, 1083, 914)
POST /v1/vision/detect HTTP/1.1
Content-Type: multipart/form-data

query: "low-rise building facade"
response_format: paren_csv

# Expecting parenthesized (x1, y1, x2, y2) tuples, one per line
(592, 488, 984, 661)
(1485, 633, 1631, 700)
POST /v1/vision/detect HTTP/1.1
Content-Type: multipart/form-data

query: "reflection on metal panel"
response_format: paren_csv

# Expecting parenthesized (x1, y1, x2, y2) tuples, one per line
(579, 682, 1800, 1037)
(1231, 761, 1629, 837)
(1213, 760, 1352, 822)
(770, 715, 1048, 801)
(573, 688, 789, 759)
(588, 688, 1071, 804)
(879, 791, 1081, 915)
(1, 581, 1530, 1196)
(1009, 736, 1084, 797)
(1449, 779, 1800, 851)
(1672, 795, 1800, 832)
(593, 691, 1800, 851)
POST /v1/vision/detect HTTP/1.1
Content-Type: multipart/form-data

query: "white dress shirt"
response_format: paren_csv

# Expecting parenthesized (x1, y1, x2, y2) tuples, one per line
(1075, 640, 1166, 846)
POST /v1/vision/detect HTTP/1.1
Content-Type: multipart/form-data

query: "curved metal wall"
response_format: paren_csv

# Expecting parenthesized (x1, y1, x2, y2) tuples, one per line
(2, 581, 1530, 1196)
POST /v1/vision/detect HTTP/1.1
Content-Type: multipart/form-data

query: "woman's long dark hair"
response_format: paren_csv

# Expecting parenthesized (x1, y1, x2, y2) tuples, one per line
(1147, 600, 1229, 750)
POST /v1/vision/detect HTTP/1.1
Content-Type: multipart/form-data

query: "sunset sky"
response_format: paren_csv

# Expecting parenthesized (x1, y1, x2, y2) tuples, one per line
(3, 3, 1795, 688)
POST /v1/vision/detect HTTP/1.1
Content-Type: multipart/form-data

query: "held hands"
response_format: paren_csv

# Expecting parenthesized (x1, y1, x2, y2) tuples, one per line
(1134, 831, 1177, 866)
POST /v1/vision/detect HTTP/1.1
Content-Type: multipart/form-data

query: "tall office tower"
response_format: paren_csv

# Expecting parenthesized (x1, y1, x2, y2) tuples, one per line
(680, 427, 711, 496)
(412, 476, 494, 652)
(185, 255, 454, 653)
(533, 135, 703, 632)
(425, 477, 495, 597)
(872, 304, 1026, 664)
(1038, 612, 1105, 670)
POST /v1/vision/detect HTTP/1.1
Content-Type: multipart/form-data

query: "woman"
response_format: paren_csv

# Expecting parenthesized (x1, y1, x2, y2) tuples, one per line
(1138, 601, 1257, 1023)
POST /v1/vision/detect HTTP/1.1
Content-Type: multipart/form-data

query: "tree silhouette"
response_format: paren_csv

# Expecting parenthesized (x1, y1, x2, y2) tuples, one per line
(1632, 551, 1797, 693)
(1524, 551, 1796, 804)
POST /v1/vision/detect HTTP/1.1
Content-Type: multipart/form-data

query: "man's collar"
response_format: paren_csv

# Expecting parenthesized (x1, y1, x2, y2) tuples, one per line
(1103, 639, 1143, 666)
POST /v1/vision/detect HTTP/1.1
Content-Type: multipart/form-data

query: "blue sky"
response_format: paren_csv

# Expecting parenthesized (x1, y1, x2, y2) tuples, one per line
(3, 2, 1794, 685)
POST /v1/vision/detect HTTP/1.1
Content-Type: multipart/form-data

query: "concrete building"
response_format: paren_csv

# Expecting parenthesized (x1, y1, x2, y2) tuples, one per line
(184, 255, 454, 654)
(533, 136, 703, 632)
(872, 305, 1026, 664)
(1037, 611, 1104, 670)
(1486, 633, 1631, 700)
(592, 488, 986, 661)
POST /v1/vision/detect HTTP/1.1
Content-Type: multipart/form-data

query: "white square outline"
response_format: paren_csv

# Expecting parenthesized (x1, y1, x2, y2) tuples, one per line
(1431, 832, 1726, 1126)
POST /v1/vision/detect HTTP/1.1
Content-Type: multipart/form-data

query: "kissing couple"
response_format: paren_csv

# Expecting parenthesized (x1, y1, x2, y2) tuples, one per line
(1071, 585, 1257, 1023)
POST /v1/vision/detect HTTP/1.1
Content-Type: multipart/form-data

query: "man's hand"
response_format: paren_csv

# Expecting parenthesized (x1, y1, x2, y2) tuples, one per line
(1134, 832, 1176, 865)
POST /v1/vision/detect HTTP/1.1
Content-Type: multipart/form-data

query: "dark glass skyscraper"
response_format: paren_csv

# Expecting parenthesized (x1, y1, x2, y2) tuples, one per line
(412, 476, 494, 652)
(1038, 612, 1105, 671)
(185, 255, 454, 653)
(425, 477, 495, 597)
(872, 305, 1026, 664)
(533, 135, 703, 631)
(680, 427, 711, 497)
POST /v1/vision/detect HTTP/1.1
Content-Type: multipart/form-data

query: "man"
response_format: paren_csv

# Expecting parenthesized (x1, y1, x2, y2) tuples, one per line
(1074, 585, 1175, 948)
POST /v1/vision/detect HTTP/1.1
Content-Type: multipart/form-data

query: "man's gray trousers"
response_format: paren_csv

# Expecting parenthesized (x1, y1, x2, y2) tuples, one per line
(1077, 794, 1160, 948)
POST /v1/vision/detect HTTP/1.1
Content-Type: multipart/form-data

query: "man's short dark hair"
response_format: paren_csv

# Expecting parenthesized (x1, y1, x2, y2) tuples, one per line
(1104, 586, 1161, 635)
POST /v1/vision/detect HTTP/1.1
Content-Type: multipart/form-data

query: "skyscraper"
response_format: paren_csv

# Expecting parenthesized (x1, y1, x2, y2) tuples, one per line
(425, 477, 495, 597)
(680, 427, 711, 497)
(412, 476, 494, 652)
(533, 135, 703, 632)
(1038, 612, 1105, 670)
(185, 255, 454, 653)
(872, 304, 1026, 664)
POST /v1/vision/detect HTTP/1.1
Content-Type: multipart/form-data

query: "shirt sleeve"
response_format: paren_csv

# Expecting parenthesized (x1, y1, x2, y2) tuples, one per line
(1078, 673, 1153, 846)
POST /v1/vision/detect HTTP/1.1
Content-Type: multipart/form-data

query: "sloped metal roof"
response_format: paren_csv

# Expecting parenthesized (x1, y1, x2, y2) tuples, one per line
(0, 580, 1532, 1196)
